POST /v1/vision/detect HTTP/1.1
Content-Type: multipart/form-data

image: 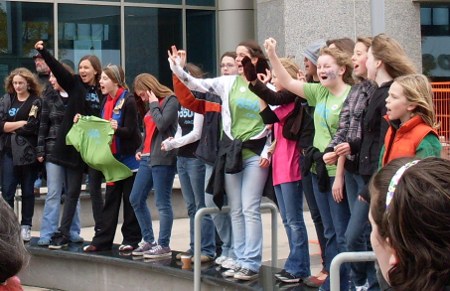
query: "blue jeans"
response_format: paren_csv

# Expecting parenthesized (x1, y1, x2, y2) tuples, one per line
(39, 162, 81, 241)
(274, 181, 310, 277)
(312, 174, 351, 291)
(1, 152, 37, 226)
(225, 155, 268, 272)
(204, 163, 235, 259)
(177, 157, 215, 257)
(301, 155, 326, 269)
(130, 156, 176, 247)
(346, 199, 379, 290)
(344, 171, 366, 213)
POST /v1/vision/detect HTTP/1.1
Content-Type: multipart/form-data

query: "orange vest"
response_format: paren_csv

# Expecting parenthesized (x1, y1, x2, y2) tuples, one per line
(382, 115, 438, 166)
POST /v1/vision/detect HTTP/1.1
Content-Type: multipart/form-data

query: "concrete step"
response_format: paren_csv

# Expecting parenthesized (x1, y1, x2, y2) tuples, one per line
(14, 176, 188, 231)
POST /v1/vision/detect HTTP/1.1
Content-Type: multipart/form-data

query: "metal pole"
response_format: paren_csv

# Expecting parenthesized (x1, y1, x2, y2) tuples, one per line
(330, 251, 376, 291)
(194, 202, 278, 291)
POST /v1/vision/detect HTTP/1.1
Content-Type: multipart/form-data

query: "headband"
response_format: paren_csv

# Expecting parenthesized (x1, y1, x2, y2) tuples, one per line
(386, 160, 420, 208)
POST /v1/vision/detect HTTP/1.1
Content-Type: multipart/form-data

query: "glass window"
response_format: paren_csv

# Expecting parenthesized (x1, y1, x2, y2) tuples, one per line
(186, 0, 215, 6)
(125, 0, 181, 5)
(0, 2, 53, 95)
(421, 5, 450, 80)
(186, 9, 216, 77)
(125, 7, 182, 88)
(58, 4, 121, 70)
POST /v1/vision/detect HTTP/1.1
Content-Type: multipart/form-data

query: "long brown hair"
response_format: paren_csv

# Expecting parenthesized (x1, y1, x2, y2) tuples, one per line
(4, 67, 42, 97)
(369, 157, 450, 291)
(79, 55, 102, 85)
(370, 34, 416, 79)
(133, 73, 174, 117)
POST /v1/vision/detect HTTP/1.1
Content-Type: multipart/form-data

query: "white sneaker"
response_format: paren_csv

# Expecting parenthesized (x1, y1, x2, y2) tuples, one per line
(221, 258, 239, 269)
(214, 255, 228, 265)
(222, 266, 240, 277)
(21, 225, 31, 242)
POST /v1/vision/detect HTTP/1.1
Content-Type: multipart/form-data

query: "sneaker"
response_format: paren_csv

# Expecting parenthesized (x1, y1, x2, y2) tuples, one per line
(214, 255, 228, 265)
(143, 245, 171, 259)
(233, 268, 259, 281)
(191, 255, 214, 263)
(222, 266, 240, 277)
(70, 235, 84, 243)
(175, 250, 192, 260)
(21, 225, 31, 242)
(278, 271, 304, 283)
(274, 269, 288, 278)
(221, 258, 239, 269)
(37, 238, 51, 246)
(48, 233, 70, 250)
(132, 241, 157, 256)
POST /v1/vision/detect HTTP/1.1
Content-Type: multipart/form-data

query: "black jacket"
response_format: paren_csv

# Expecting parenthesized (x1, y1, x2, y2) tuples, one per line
(36, 47, 103, 168)
(358, 81, 392, 176)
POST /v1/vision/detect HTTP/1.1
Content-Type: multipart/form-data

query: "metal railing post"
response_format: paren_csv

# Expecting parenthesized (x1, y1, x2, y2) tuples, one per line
(330, 251, 376, 291)
(194, 202, 278, 291)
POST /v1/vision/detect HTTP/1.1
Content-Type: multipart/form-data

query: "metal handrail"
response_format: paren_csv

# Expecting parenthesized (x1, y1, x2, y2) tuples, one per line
(330, 251, 376, 291)
(193, 202, 278, 291)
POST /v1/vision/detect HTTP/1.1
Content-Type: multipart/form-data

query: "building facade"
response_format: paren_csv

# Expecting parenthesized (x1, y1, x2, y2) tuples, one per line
(0, 0, 449, 96)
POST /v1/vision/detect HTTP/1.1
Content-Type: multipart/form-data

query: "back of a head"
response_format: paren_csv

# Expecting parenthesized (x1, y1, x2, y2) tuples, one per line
(371, 34, 416, 79)
(186, 63, 206, 79)
(326, 37, 355, 56)
(279, 58, 300, 79)
(0, 197, 29, 284)
(370, 157, 450, 290)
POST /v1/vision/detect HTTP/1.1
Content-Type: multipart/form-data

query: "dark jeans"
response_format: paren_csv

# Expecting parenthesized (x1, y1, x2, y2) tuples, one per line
(1, 152, 38, 226)
(92, 173, 141, 250)
(300, 154, 326, 269)
(88, 167, 105, 232)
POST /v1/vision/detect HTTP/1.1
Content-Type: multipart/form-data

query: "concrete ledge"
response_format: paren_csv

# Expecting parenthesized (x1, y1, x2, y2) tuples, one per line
(19, 239, 293, 291)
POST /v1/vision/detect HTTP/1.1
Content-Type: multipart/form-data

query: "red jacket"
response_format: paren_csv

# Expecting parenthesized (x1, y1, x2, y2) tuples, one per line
(382, 115, 438, 166)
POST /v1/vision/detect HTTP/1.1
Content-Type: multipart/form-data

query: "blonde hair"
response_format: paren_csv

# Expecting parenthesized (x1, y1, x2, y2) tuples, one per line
(133, 73, 173, 99)
(394, 74, 438, 129)
(371, 34, 416, 78)
(319, 47, 354, 85)
(103, 64, 129, 90)
(279, 58, 300, 79)
(356, 36, 372, 50)
(4, 67, 42, 97)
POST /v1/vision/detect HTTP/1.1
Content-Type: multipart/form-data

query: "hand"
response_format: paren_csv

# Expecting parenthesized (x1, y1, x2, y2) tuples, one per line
(297, 69, 307, 82)
(241, 56, 257, 82)
(37, 156, 44, 163)
(148, 90, 158, 103)
(135, 152, 142, 161)
(257, 68, 272, 84)
(167, 45, 182, 66)
(110, 119, 118, 131)
(177, 50, 187, 68)
(18, 120, 27, 127)
(161, 137, 173, 151)
(323, 152, 338, 165)
(263, 38, 277, 57)
(259, 157, 270, 168)
(73, 113, 81, 123)
(34, 40, 44, 50)
(332, 175, 344, 203)
(334, 142, 351, 156)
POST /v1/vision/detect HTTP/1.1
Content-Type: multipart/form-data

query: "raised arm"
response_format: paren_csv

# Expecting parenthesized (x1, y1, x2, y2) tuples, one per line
(34, 41, 76, 93)
(264, 38, 307, 98)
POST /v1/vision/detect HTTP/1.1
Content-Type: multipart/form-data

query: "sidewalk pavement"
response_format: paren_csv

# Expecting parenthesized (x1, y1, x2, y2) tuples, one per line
(26, 209, 323, 290)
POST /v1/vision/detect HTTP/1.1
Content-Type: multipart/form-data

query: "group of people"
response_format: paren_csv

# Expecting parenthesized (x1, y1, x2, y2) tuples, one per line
(0, 33, 449, 291)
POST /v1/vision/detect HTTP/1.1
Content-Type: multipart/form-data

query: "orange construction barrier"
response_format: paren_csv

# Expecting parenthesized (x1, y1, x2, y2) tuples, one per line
(431, 82, 450, 160)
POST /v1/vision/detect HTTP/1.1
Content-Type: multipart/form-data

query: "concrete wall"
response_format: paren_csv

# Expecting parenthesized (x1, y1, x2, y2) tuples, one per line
(255, 0, 422, 71)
